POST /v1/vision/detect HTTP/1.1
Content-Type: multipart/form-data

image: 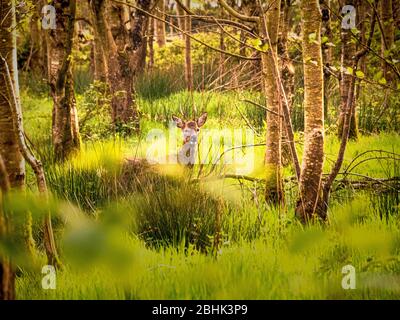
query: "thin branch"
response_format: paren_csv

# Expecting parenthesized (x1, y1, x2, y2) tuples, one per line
(234, 103, 261, 136)
(111, 0, 260, 61)
(172, 0, 256, 34)
(240, 98, 283, 118)
(217, 0, 260, 23)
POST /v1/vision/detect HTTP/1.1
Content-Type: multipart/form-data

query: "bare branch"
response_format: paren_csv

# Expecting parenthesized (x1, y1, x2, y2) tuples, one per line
(111, 0, 260, 61)
(240, 98, 283, 117)
(217, 0, 260, 23)
(173, 0, 256, 34)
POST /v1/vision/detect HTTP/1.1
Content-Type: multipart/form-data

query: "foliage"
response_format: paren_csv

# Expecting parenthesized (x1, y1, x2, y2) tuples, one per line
(11, 193, 400, 300)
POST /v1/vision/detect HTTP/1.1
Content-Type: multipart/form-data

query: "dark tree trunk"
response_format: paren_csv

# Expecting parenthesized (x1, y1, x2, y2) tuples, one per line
(46, 0, 80, 161)
(155, 0, 166, 47)
(337, 0, 358, 141)
(320, 0, 332, 124)
(89, 0, 152, 134)
(148, 17, 155, 71)
(0, 154, 15, 301)
(381, 0, 395, 84)
(279, 0, 295, 167)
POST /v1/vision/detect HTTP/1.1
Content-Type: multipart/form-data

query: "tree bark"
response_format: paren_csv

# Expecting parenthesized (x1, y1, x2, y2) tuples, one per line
(176, 1, 185, 39)
(148, 17, 155, 71)
(320, 0, 332, 124)
(260, 0, 284, 206)
(318, 3, 376, 220)
(0, 154, 15, 300)
(155, 0, 166, 47)
(89, 0, 107, 82)
(337, 0, 358, 141)
(381, 0, 394, 84)
(295, 0, 325, 222)
(0, 0, 25, 189)
(279, 0, 295, 167)
(393, 0, 400, 30)
(89, 0, 151, 134)
(45, 0, 81, 161)
(355, 0, 369, 112)
(2, 45, 62, 270)
(182, 0, 193, 91)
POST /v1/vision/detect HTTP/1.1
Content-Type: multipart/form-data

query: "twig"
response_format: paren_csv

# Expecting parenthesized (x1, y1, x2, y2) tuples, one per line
(111, 0, 259, 61)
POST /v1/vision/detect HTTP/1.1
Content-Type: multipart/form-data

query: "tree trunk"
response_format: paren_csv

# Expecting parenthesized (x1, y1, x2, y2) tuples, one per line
(90, 0, 151, 134)
(0, 1, 20, 300)
(0, 0, 25, 189)
(238, 0, 255, 57)
(260, 0, 284, 206)
(320, 0, 332, 124)
(0, 154, 15, 300)
(295, 0, 325, 222)
(394, 0, 400, 30)
(337, 0, 358, 141)
(183, 0, 193, 91)
(155, 0, 166, 47)
(219, 29, 225, 88)
(381, 0, 394, 84)
(176, 2, 185, 39)
(148, 17, 155, 71)
(90, 0, 107, 82)
(355, 0, 369, 112)
(136, 13, 150, 75)
(279, 0, 295, 167)
(45, 0, 80, 161)
(318, 5, 376, 220)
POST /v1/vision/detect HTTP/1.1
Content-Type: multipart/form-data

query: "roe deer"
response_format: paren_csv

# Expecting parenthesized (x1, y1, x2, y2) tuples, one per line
(171, 112, 208, 166)
(124, 112, 208, 169)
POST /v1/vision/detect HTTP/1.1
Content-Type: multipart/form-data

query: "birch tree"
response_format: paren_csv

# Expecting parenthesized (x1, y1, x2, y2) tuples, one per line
(0, 0, 25, 188)
(295, 0, 325, 221)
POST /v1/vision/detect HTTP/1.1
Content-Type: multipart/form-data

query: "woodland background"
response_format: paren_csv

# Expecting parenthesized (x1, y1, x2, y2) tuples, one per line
(0, 0, 399, 299)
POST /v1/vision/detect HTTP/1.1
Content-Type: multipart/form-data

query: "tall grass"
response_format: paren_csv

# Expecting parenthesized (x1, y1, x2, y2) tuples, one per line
(14, 89, 400, 300)
(14, 194, 400, 300)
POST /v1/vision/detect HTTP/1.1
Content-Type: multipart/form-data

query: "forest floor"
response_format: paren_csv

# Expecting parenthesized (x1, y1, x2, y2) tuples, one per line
(14, 90, 400, 299)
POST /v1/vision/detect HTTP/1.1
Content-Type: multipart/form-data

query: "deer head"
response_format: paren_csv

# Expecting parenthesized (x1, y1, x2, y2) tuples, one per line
(172, 113, 208, 165)
(172, 112, 208, 146)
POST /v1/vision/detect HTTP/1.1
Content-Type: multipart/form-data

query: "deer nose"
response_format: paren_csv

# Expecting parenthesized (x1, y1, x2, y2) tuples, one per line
(189, 135, 198, 145)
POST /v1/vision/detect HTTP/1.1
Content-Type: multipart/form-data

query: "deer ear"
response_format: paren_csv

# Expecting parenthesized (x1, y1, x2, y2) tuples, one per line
(172, 115, 184, 128)
(197, 112, 208, 127)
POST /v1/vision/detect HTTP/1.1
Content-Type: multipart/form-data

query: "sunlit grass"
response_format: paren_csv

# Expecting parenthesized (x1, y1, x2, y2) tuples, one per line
(14, 194, 400, 300)
(13, 89, 400, 300)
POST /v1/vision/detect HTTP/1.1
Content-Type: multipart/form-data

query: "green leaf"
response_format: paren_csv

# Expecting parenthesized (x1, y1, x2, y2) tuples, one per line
(378, 77, 387, 85)
(355, 70, 365, 79)
(260, 43, 269, 52)
(321, 36, 329, 44)
(249, 38, 262, 48)
(346, 67, 354, 75)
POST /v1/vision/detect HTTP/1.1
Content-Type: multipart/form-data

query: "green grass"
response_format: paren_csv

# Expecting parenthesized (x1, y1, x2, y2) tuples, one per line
(11, 89, 400, 300)
(15, 195, 400, 300)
